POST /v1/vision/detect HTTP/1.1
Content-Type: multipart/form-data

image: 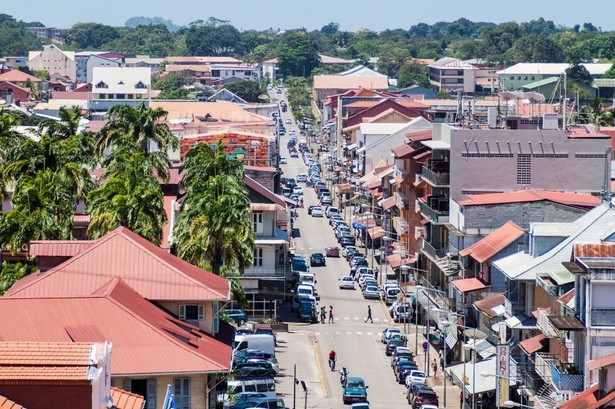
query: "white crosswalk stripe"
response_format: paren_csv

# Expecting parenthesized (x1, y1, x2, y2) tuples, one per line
(367, 332, 373, 336)
(356, 331, 363, 335)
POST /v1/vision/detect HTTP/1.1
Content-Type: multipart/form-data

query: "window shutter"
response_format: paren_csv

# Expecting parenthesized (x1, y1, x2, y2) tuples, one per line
(124, 379, 131, 391)
(146, 378, 157, 409)
(198, 305, 205, 320)
(213, 302, 219, 333)
(179, 305, 186, 320)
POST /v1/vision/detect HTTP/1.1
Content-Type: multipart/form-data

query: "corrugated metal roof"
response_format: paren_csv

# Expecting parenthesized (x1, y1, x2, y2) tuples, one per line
(473, 294, 506, 318)
(7, 227, 229, 301)
(451, 277, 488, 293)
(0, 396, 25, 409)
(574, 242, 615, 258)
(111, 387, 145, 409)
(559, 384, 599, 409)
(457, 190, 601, 208)
(519, 333, 547, 355)
(493, 203, 615, 281)
(0, 279, 231, 375)
(459, 221, 525, 263)
(30, 240, 94, 257)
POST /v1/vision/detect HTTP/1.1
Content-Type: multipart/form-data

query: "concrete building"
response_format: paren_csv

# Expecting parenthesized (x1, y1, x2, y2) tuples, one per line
(428, 57, 477, 94)
(90, 67, 152, 111)
(28, 44, 76, 81)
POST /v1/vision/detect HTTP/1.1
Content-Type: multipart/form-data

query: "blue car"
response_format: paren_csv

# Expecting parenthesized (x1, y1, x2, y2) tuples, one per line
(343, 376, 368, 404)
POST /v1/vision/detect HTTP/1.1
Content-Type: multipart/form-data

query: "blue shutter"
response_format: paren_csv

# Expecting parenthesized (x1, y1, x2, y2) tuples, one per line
(213, 302, 219, 333)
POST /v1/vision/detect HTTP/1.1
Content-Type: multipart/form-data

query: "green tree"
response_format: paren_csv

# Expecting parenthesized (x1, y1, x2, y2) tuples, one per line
(224, 80, 264, 102)
(603, 64, 615, 79)
(277, 31, 320, 77)
(0, 14, 42, 56)
(0, 262, 32, 295)
(173, 142, 254, 277)
(64, 22, 120, 49)
(86, 146, 166, 244)
(508, 35, 564, 63)
(376, 43, 411, 77)
(185, 20, 241, 56)
(320, 22, 340, 36)
(396, 63, 430, 89)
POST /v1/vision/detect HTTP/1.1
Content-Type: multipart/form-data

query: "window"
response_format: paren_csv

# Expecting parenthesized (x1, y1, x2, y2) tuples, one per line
(95, 81, 108, 88)
(135, 81, 147, 89)
(174, 378, 191, 409)
(252, 212, 264, 234)
(253, 248, 263, 267)
(178, 304, 205, 320)
(125, 379, 156, 409)
(116, 94, 125, 99)
(516, 154, 532, 185)
(213, 301, 220, 333)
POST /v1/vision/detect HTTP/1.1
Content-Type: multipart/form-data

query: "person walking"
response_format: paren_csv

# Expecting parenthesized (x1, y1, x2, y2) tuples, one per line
(365, 305, 373, 323)
(432, 358, 438, 379)
(328, 306, 334, 323)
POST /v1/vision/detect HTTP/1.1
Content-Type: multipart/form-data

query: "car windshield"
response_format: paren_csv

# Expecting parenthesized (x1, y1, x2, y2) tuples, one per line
(347, 380, 364, 389)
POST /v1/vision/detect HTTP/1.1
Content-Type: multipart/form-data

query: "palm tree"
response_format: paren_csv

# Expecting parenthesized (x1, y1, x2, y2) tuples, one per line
(0, 262, 31, 295)
(38, 106, 84, 140)
(86, 148, 167, 245)
(97, 102, 179, 157)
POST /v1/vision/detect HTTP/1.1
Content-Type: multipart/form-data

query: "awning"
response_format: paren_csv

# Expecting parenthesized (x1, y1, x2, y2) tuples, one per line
(345, 143, 357, 151)
(357, 146, 366, 153)
(548, 315, 585, 331)
(378, 196, 397, 210)
(466, 338, 496, 359)
(504, 313, 536, 330)
(519, 333, 548, 355)
(387, 253, 416, 268)
(549, 270, 575, 285)
(255, 237, 288, 245)
(451, 278, 488, 293)
(447, 357, 517, 395)
(251, 203, 279, 211)
(367, 227, 386, 239)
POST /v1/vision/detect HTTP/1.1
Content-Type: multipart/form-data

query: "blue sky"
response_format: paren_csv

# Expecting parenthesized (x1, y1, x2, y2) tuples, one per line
(4, 0, 615, 32)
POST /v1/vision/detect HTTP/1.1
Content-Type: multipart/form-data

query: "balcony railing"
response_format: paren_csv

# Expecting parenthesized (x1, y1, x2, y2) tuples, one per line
(243, 266, 286, 278)
(535, 353, 584, 392)
(536, 308, 560, 338)
(422, 166, 450, 186)
(422, 240, 447, 260)
(419, 198, 449, 224)
(591, 308, 615, 326)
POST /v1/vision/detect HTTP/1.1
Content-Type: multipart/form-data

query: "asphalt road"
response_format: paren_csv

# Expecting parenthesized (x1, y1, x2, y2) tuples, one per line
(272, 105, 413, 408)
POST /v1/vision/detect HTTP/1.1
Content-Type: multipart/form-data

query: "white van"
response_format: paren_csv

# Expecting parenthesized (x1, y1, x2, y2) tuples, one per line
(296, 284, 315, 299)
(227, 377, 276, 397)
(325, 206, 339, 218)
(233, 334, 275, 356)
(297, 273, 316, 286)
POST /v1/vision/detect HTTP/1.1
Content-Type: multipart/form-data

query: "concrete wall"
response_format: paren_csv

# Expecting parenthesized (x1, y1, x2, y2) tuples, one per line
(447, 127, 610, 200)
(87, 56, 120, 83)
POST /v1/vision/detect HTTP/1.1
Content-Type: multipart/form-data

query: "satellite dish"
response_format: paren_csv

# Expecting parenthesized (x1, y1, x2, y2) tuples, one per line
(525, 92, 545, 103)
(498, 92, 517, 101)
(258, 94, 268, 100)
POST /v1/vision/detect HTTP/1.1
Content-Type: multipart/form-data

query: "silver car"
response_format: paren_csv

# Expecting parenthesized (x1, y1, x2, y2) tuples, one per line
(339, 276, 355, 290)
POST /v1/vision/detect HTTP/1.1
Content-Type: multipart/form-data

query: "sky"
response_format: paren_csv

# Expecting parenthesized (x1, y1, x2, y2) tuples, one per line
(3, 0, 615, 32)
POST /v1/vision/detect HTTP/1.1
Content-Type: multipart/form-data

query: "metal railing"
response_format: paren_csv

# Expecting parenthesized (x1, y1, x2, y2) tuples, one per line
(422, 166, 450, 186)
(535, 353, 555, 382)
(422, 240, 448, 260)
(591, 308, 615, 326)
(534, 353, 584, 392)
(419, 200, 450, 224)
(536, 308, 560, 338)
(243, 266, 286, 278)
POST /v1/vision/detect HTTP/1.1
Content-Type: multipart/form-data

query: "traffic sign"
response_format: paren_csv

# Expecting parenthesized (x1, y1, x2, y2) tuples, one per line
(422, 341, 429, 351)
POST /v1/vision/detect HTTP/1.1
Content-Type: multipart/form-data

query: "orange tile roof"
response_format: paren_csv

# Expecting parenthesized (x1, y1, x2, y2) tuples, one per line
(165, 64, 211, 73)
(380, 196, 397, 210)
(574, 242, 615, 258)
(451, 277, 488, 293)
(313, 75, 389, 90)
(560, 384, 599, 409)
(0, 342, 96, 381)
(558, 289, 575, 306)
(458, 190, 601, 208)
(0, 69, 42, 83)
(150, 101, 269, 124)
(0, 278, 231, 375)
(474, 294, 506, 318)
(7, 227, 229, 301)
(519, 333, 548, 354)
(0, 395, 25, 409)
(392, 143, 414, 158)
(111, 387, 145, 409)
(459, 221, 525, 263)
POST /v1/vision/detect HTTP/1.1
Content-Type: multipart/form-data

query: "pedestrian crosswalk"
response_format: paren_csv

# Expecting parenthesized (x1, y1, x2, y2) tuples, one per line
(314, 330, 382, 337)
(336, 316, 383, 322)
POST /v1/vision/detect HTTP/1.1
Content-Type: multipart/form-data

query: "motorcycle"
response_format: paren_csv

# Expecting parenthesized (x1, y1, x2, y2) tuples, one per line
(329, 357, 336, 371)
(340, 368, 348, 385)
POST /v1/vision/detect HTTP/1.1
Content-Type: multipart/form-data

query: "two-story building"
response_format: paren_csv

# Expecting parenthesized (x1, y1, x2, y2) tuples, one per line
(428, 57, 477, 94)
(90, 67, 152, 111)
(28, 44, 77, 81)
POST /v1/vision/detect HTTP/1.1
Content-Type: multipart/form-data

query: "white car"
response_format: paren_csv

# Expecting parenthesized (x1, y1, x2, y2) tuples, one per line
(293, 186, 303, 195)
(285, 118, 292, 124)
(312, 207, 324, 217)
(296, 173, 308, 182)
(405, 369, 426, 388)
(279, 156, 287, 164)
(381, 327, 401, 344)
(339, 276, 355, 290)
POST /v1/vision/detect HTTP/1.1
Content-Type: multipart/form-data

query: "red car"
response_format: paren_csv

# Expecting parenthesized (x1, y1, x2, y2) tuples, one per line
(255, 325, 277, 346)
(325, 246, 340, 257)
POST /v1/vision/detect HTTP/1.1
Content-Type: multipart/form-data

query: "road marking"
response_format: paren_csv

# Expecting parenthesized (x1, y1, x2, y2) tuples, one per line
(312, 337, 329, 397)
(335, 331, 341, 335)
(346, 331, 352, 335)
(353, 317, 360, 320)
(367, 332, 373, 336)
(356, 331, 363, 335)
(343, 317, 349, 320)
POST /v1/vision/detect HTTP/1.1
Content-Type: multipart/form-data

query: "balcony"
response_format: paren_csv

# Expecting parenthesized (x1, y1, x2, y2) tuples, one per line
(422, 240, 447, 260)
(536, 308, 560, 338)
(419, 197, 449, 224)
(535, 353, 584, 392)
(591, 308, 615, 326)
(421, 166, 450, 186)
(243, 266, 286, 278)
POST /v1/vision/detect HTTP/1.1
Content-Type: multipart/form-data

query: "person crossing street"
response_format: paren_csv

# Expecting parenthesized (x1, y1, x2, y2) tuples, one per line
(364, 305, 373, 323)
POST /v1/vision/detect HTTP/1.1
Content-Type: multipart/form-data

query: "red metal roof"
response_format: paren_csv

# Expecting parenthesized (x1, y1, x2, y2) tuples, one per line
(7, 227, 229, 301)
(0, 342, 96, 381)
(0, 396, 25, 409)
(380, 196, 397, 210)
(459, 221, 525, 263)
(574, 242, 615, 258)
(111, 387, 145, 409)
(559, 384, 599, 409)
(0, 278, 231, 375)
(558, 289, 575, 306)
(387, 254, 416, 268)
(30, 240, 94, 257)
(458, 190, 601, 208)
(392, 143, 415, 158)
(519, 333, 548, 355)
(451, 277, 488, 293)
(473, 294, 506, 318)
(406, 130, 432, 141)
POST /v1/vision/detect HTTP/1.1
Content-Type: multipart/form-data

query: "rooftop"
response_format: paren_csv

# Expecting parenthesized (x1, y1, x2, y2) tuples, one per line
(457, 190, 601, 208)
(459, 221, 525, 263)
(313, 75, 389, 90)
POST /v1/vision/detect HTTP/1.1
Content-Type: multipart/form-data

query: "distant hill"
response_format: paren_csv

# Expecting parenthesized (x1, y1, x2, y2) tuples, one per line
(124, 16, 181, 32)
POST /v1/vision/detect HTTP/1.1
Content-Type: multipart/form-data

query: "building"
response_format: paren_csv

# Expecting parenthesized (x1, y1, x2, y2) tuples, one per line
(498, 63, 613, 91)
(313, 75, 389, 104)
(124, 55, 166, 72)
(27, 26, 68, 42)
(0, 56, 28, 69)
(90, 67, 152, 111)
(0, 342, 124, 409)
(75, 52, 124, 84)
(28, 44, 77, 81)
(428, 57, 477, 94)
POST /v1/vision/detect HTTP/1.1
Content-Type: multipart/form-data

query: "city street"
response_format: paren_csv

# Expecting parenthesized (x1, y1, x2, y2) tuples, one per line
(270, 104, 461, 408)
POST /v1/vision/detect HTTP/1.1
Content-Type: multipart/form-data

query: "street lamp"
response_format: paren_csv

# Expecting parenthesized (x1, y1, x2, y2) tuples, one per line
(501, 400, 534, 408)
(438, 310, 466, 409)
(293, 364, 308, 409)
(462, 344, 478, 409)
(414, 285, 447, 376)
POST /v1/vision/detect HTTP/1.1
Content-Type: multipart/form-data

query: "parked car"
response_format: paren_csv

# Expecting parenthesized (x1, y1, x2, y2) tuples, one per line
(405, 369, 426, 388)
(362, 285, 380, 299)
(411, 389, 439, 409)
(342, 376, 368, 404)
(342, 246, 358, 259)
(339, 276, 355, 290)
(296, 173, 307, 182)
(293, 186, 303, 195)
(311, 207, 324, 217)
(385, 339, 406, 356)
(310, 253, 326, 267)
(279, 156, 287, 164)
(407, 384, 434, 405)
(255, 325, 277, 346)
(226, 309, 248, 325)
(395, 361, 419, 384)
(325, 246, 340, 257)
(349, 404, 370, 409)
(381, 327, 401, 344)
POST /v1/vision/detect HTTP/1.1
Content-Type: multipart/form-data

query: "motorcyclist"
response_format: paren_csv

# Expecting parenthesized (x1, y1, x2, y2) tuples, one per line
(328, 350, 337, 371)
(340, 367, 348, 384)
